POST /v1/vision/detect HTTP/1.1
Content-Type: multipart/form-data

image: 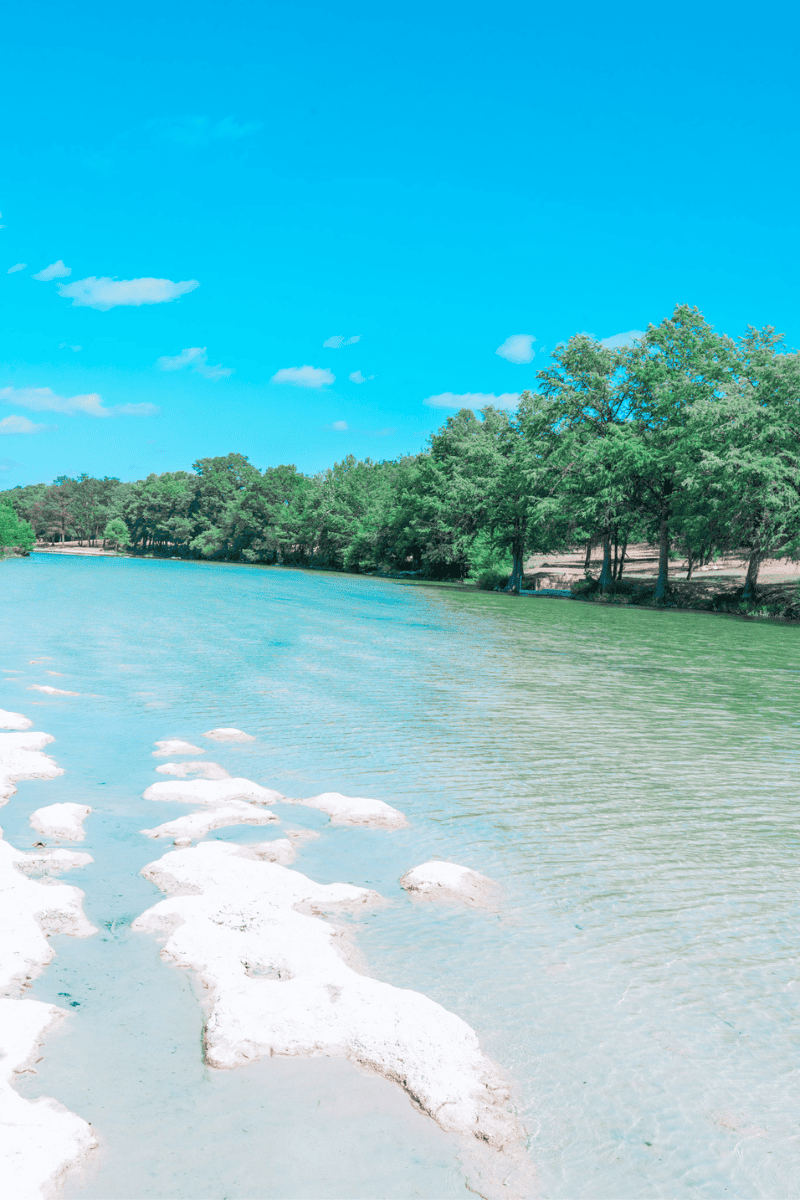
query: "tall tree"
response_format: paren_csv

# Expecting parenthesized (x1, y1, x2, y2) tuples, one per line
(532, 335, 634, 592)
(622, 305, 738, 599)
(678, 326, 800, 598)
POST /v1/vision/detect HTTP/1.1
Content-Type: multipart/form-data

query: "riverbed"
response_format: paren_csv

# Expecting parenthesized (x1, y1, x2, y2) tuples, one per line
(3, 553, 799, 1199)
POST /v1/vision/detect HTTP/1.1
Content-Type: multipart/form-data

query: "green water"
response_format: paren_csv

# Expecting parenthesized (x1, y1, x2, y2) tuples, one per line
(3, 554, 799, 1198)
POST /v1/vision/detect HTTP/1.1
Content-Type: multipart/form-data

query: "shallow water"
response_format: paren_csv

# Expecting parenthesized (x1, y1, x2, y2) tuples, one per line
(3, 554, 800, 1198)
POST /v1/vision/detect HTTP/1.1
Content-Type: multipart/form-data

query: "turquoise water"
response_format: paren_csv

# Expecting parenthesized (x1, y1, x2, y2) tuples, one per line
(4, 553, 800, 1198)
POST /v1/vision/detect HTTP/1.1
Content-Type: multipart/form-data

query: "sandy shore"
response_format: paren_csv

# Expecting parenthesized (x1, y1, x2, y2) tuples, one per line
(526, 542, 800, 592)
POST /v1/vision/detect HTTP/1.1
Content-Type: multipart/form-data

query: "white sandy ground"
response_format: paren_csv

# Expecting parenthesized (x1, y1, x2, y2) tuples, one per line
(203, 728, 255, 742)
(0, 1000, 98, 1200)
(143, 778, 285, 806)
(142, 801, 280, 842)
(286, 791, 409, 830)
(155, 761, 231, 780)
(29, 804, 92, 843)
(152, 738, 205, 757)
(27, 686, 80, 697)
(133, 843, 521, 1150)
(0, 732, 63, 805)
(400, 861, 499, 908)
(0, 709, 33, 731)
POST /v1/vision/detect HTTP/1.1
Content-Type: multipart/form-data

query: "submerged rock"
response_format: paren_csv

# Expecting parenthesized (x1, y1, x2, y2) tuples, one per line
(133, 842, 520, 1149)
(0, 709, 33, 731)
(0, 731, 63, 806)
(0, 720, 97, 1194)
(155, 761, 231, 780)
(143, 778, 285, 806)
(152, 738, 205, 758)
(29, 803, 92, 843)
(287, 791, 408, 829)
(142, 801, 279, 841)
(27, 685, 80, 696)
(400, 861, 498, 907)
(0, 999, 97, 1199)
(203, 728, 255, 743)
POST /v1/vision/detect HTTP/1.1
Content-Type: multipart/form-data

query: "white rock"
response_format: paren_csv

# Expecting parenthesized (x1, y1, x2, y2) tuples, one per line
(143, 778, 285, 806)
(133, 842, 520, 1149)
(288, 791, 408, 830)
(13, 850, 93, 877)
(0, 839, 96, 994)
(0, 732, 63, 806)
(400, 861, 498, 908)
(27, 685, 80, 696)
(249, 839, 296, 865)
(0, 709, 33, 731)
(0, 999, 97, 1199)
(155, 761, 231, 780)
(152, 738, 205, 757)
(203, 728, 256, 743)
(284, 829, 321, 845)
(142, 801, 279, 841)
(0, 732, 55, 752)
(29, 803, 92, 843)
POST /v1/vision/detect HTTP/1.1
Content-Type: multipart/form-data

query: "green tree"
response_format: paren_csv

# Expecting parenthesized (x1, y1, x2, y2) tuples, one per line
(0, 501, 35, 551)
(531, 336, 635, 592)
(677, 326, 800, 598)
(622, 305, 738, 599)
(103, 517, 130, 550)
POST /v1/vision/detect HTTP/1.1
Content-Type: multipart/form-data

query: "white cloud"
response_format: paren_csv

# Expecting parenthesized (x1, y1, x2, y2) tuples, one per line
(600, 329, 644, 349)
(156, 346, 234, 380)
(7, 263, 26, 274)
(0, 415, 49, 434)
(0, 387, 158, 418)
(348, 370, 375, 383)
(271, 365, 334, 388)
(424, 392, 520, 410)
(495, 334, 536, 364)
(57, 276, 199, 310)
(33, 260, 71, 282)
(332, 420, 348, 430)
(323, 335, 361, 348)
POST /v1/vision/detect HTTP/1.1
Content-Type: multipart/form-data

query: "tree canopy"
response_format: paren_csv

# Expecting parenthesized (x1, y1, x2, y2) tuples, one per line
(4, 306, 799, 599)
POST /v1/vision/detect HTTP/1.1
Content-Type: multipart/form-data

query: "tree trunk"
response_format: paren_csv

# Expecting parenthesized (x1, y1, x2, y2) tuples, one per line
(584, 540, 593, 571)
(742, 552, 762, 601)
(598, 533, 613, 593)
(508, 539, 524, 594)
(686, 551, 695, 581)
(612, 529, 619, 581)
(654, 517, 669, 600)
(617, 535, 628, 581)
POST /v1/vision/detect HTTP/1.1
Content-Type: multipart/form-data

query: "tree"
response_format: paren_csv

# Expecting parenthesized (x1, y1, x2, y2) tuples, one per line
(622, 305, 738, 599)
(103, 517, 130, 550)
(677, 326, 800, 598)
(531, 336, 635, 592)
(0, 501, 35, 552)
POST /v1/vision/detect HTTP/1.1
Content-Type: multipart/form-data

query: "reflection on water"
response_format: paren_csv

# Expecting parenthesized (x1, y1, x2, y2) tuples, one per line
(3, 554, 799, 1198)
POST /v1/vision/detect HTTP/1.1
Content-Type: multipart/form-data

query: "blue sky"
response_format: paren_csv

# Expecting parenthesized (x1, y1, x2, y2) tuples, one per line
(1, 0, 798, 485)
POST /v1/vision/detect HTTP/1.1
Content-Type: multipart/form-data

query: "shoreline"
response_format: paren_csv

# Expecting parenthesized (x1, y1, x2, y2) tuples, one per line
(28, 546, 800, 624)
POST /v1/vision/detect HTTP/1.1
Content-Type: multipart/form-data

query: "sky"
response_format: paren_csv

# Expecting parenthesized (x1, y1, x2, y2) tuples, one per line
(1, 0, 798, 486)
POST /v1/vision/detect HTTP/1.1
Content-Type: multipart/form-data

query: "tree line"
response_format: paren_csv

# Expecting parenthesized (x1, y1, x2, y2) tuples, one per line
(4, 305, 799, 600)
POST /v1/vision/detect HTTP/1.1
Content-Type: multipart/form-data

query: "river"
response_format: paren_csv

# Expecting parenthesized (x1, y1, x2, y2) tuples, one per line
(3, 553, 799, 1199)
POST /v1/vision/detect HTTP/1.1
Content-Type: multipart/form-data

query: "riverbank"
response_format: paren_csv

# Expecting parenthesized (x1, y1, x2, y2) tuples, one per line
(31, 541, 800, 621)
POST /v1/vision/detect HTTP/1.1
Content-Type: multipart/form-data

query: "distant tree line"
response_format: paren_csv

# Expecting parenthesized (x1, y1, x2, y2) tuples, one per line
(4, 306, 800, 599)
